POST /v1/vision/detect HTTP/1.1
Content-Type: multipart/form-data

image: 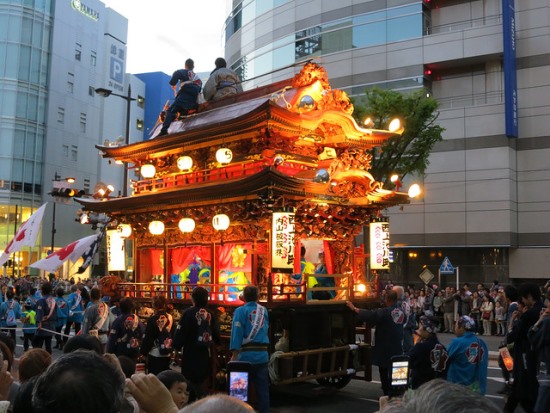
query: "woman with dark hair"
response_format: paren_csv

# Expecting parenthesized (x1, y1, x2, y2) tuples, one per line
(63, 334, 104, 355)
(140, 295, 174, 375)
(173, 287, 220, 398)
(31, 350, 125, 413)
(12, 375, 37, 413)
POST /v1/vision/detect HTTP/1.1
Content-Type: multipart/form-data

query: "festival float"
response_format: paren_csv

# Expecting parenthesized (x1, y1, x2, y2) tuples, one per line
(77, 63, 411, 390)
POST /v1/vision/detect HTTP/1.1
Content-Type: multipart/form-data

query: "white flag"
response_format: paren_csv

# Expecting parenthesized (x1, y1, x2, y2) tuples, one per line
(30, 234, 99, 273)
(0, 203, 47, 267)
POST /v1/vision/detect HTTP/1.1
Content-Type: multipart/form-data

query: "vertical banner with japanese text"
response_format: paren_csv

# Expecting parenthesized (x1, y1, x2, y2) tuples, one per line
(370, 221, 390, 270)
(107, 229, 126, 272)
(503, 0, 518, 138)
(271, 211, 295, 273)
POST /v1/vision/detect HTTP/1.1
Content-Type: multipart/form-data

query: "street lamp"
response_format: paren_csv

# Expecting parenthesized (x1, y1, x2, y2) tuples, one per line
(95, 85, 137, 197)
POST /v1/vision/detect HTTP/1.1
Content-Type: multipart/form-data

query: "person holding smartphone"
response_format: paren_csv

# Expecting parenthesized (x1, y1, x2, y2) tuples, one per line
(230, 285, 269, 413)
(407, 315, 448, 389)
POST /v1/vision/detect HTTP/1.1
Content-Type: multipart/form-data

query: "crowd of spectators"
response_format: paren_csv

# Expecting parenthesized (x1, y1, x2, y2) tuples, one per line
(0, 273, 251, 413)
(377, 279, 550, 413)
(0, 273, 549, 413)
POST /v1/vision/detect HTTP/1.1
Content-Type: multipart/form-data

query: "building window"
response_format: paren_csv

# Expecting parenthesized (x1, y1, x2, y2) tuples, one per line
(136, 119, 144, 130)
(83, 178, 91, 194)
(62, 145, 69, 158)
(80, 113, 87, 133)
(75, 43, 81, 61)
(67, 72, 74, 94)
(71, 145, 78, 161)
(137, 95, 145, 108)
(91, 51, 97, 67)
(57, 107, 65, 123)
(89, 86, 95, 96)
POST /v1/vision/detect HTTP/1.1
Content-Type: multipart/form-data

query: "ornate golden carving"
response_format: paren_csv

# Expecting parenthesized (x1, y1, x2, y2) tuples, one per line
(323, 148, 383, 199)
(331, 241, 354, 275)
(291, 63, 354, 114)
(292, 62, 331, 90)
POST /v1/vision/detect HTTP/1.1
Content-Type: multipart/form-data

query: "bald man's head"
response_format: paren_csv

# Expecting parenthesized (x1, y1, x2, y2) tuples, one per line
(393, 285, 405, 300)
(179, 394, 254, 413)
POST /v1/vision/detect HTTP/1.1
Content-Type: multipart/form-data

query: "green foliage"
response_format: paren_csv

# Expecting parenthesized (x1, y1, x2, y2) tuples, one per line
(352, 88, 444, 188)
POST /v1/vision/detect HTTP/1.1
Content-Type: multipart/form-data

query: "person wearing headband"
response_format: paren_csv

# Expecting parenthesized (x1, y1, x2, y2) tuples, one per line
(406, 315, 448, 389)
(446, 315, 489, 394)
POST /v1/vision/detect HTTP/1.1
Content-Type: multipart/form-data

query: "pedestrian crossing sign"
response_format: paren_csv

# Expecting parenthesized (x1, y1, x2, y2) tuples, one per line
(439, 257, 455, 274)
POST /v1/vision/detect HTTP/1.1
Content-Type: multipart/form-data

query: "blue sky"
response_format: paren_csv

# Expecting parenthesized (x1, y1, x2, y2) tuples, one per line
(102, 0, 228, 75)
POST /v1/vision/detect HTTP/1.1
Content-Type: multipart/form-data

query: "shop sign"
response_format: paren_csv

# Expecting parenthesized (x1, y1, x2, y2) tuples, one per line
(71, 0, 99, 21)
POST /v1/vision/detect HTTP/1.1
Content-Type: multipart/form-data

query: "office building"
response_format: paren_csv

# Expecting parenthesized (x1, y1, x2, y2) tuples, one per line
(0, 0, 144, 277)
(223, 0, 550, 284)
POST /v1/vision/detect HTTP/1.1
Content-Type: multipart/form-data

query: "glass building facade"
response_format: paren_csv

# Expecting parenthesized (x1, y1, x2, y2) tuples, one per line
(227, 1, 430, 95)
(0, 0, 54, 274)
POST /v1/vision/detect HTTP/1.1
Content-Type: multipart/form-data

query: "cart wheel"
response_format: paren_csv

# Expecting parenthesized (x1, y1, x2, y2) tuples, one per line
(316, 375, 352, 389)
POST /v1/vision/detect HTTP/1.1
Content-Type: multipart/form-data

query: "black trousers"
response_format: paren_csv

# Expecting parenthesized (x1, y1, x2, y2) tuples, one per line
(33, 335, 53, 354)
(160, 101, 196, 133)
(146, 355, 171, 375)
(64, 321, 81, 342)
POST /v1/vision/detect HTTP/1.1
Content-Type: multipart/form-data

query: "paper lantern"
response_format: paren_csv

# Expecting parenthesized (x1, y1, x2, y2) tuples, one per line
(117, 224, 132, 238)
(216, 148, 233, 164)
(212, 214, 230, 231)
(178, 217, 195, 233)
(140, 164, 156, 178)
(148, 220, 164, 235)
(177, 156, 193, 171)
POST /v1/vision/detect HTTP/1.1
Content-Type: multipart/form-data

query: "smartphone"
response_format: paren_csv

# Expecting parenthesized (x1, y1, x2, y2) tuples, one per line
(227, 361, 251, 402)
(389, 355, 410, 397)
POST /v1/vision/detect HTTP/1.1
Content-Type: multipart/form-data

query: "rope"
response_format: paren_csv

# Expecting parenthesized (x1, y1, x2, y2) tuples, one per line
(1, 325, 73, 338)
(268, 350, 284, 382)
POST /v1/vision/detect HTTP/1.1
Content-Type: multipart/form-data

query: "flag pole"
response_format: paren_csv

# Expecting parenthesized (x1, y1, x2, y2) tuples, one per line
(50, 202, 56, 252)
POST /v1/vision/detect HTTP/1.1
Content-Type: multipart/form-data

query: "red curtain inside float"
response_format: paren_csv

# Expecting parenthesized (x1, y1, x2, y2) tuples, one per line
(323, 240, 334, 273)
(216, 243, 252, 271)
(169, 246, 212, 274)
(216, 243, 252, 283)
(138, 248, 164, 283)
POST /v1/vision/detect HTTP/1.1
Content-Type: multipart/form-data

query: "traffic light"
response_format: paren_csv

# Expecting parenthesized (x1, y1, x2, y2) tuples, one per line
(51, 188, 86, 198)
